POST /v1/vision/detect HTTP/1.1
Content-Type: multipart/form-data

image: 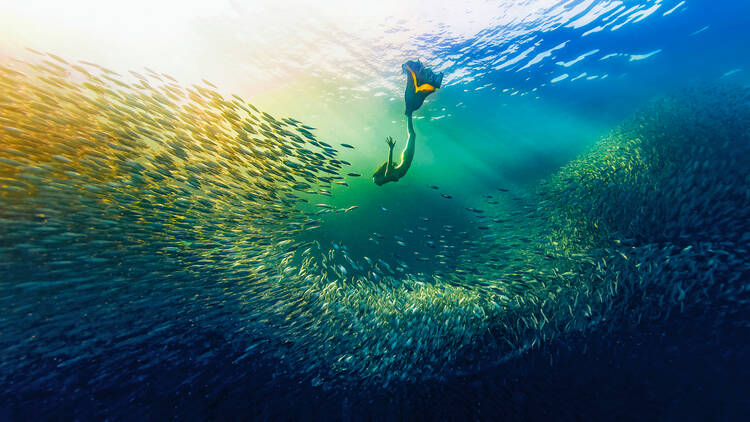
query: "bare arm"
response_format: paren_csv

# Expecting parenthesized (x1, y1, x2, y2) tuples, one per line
(372, 114, 416, 185)
(384, 136, 395, 178)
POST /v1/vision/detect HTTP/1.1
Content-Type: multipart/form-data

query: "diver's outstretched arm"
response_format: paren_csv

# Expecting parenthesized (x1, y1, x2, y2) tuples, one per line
(384, 136, 396, 178)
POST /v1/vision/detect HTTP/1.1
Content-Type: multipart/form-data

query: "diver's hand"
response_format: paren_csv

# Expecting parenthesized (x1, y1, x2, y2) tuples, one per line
(385, 136, 396, 149)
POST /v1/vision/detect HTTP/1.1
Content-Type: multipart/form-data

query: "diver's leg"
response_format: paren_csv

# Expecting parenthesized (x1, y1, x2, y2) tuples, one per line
(393, 114, 415, 179)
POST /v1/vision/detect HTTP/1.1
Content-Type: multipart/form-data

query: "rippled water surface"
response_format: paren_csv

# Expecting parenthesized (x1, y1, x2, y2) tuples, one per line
(1, 1, 749, 420)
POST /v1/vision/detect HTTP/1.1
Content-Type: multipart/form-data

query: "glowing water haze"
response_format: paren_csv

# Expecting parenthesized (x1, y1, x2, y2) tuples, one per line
(1, 0, 576, 179)
(2, 0, 747, 264)
(1, 0, 561, 94)
(1, 2, 750, 417)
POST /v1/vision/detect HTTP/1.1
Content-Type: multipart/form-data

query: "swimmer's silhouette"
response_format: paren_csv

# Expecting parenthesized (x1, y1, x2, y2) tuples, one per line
(373, 60, 443, 186)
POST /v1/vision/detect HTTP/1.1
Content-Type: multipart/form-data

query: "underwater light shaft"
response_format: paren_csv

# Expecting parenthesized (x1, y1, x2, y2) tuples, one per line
(1, 0, 750, 420)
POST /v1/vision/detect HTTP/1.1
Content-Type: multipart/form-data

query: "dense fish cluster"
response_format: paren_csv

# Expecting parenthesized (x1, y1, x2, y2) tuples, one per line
(1, 52, 748, 417)
(538, 86, 750, 330)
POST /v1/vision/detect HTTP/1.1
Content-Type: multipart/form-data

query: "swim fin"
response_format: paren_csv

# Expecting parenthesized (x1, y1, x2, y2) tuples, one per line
(402, 60, 443, 115)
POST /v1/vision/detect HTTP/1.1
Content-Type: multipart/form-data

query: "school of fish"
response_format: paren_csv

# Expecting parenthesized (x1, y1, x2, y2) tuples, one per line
(1, 52, 748, 413)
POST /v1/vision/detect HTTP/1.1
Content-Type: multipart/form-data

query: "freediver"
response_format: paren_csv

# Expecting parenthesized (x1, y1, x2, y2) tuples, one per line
(373, 60, 443, 186)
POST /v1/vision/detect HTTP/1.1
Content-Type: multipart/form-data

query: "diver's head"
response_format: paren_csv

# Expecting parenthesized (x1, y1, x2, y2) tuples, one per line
(373, 168, 386, 186)
(373, 160, 390, 186)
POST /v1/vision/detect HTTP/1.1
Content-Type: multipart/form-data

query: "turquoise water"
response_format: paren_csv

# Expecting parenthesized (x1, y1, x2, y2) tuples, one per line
(1, 1, 749, 420)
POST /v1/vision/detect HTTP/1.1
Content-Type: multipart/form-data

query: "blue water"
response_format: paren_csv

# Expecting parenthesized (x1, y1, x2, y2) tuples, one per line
(1, 0, 749, 420)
